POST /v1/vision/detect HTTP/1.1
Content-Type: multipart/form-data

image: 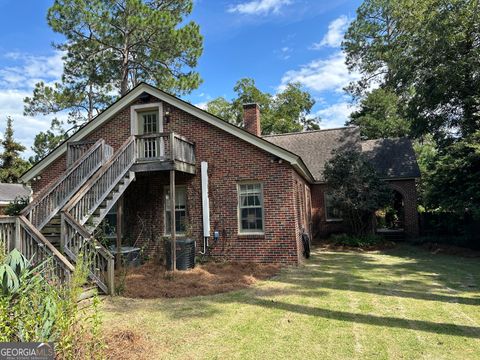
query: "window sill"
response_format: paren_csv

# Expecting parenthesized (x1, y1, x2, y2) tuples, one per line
(238, 232, 265, 239)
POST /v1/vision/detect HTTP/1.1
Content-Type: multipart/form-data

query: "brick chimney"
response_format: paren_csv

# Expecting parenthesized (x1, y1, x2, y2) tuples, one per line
(243, 103, 261, 136)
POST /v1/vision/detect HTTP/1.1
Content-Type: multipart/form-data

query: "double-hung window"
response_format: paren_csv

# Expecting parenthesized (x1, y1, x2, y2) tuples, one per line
(325, 192, 343, 221)
(165, 186, 187, 235)
(238, 183, 264, 234)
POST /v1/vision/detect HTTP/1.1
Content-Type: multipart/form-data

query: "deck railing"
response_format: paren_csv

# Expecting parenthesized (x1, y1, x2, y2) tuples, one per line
(135, 132, 169, 161)
(0, 216, 16, 252)
(173, 133, 196, 164)
(61, 212, 114, 294)
(21, 139, 111, 230)
(0, 216, 75, 282)
(134, 132, 195, 164)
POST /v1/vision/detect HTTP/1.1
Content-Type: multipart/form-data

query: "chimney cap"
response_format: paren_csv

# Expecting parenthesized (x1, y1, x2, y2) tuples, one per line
(242, 102, 259, 108)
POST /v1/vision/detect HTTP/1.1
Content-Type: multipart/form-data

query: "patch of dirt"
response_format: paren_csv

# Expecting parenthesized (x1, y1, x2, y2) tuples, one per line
(421, 243, 480, 258)
(104, 328, 153, 360)
(117, 261, 281, 298)
(316, 241, 397, 252)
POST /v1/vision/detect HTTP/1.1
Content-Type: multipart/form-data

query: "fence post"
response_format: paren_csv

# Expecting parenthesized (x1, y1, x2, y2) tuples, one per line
(14, 217, 21, 251)
(107, 257, 115, 295)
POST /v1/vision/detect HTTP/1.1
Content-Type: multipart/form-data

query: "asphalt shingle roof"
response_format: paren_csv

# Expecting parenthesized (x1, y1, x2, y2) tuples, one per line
(264, 127, 420, 182)
(0, 183, 31, 202)
(361, 138, 421, 179)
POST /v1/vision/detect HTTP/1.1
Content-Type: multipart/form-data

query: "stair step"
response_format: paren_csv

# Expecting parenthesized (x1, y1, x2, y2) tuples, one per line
(78, 285, 99, 301)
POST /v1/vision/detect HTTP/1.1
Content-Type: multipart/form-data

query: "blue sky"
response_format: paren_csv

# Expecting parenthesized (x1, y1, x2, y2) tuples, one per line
(0, 0, 362, 157)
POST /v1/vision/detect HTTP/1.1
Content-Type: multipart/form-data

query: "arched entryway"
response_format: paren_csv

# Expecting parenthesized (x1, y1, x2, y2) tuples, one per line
(375, 190, 405, 230)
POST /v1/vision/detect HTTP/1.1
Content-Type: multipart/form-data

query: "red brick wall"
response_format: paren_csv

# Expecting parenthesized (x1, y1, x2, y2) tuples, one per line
(155, 105, 302, 264)
(387, 179, 419, 237)
(311, 184, 348, 240)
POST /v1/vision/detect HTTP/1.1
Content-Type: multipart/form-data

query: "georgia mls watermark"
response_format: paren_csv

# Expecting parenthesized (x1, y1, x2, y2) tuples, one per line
(0, 343, 54, 360)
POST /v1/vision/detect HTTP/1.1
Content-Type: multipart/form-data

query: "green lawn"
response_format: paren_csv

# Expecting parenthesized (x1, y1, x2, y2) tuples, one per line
(102, 245, 480, 359)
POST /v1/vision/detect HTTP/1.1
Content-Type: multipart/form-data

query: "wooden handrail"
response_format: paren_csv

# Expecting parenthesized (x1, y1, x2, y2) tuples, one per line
(61, 211, 113, 260)
(63, 136, 136, 216)
(21, 138, 108, 229)
(18, 215, 75, 272)
(135, 132, 170, 139)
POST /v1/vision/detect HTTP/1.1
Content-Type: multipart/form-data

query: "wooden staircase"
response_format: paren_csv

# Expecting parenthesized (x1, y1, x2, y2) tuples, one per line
(41, 214, 62, 247)
(0, 132, 193, 294)
(0, 136, 138, 295)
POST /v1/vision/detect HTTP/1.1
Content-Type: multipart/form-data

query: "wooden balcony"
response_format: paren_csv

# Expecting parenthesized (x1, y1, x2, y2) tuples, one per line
(131, 132, 196, 174)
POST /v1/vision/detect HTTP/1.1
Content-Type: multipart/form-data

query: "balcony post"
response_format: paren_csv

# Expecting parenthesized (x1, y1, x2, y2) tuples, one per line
(169, 169, 176, 272)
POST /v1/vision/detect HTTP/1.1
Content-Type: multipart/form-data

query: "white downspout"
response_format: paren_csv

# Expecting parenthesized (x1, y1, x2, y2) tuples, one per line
(200, 161, 210, 254)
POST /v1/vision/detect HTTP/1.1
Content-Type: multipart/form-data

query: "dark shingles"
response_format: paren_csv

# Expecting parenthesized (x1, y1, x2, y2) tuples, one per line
(361, 138, 421, 179)
(0, 183, 31, 202)
(264, 127, 361, 182)
(264, 127, 420, 181)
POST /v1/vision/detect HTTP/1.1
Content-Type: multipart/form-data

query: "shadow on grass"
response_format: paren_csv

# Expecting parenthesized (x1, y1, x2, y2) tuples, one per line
(105, 244, 480, 339)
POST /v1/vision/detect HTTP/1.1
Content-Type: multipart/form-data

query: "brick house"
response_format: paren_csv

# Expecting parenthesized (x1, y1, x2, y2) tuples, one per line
(16, 83, 420, 292)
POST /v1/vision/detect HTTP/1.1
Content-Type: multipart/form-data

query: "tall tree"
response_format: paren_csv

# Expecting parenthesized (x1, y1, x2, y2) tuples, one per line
(49, 0, 203, 96)
(0, 118, 30, 183)
(347, 88, 410, 139)
(25, 0, 203, 130)
(343, 0, 480, 140)
(206, 79, 320, 134)
(29, 119, 67, 164)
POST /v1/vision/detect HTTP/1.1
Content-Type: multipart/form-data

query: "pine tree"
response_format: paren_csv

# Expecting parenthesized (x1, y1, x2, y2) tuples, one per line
(0, 117, 30, 183)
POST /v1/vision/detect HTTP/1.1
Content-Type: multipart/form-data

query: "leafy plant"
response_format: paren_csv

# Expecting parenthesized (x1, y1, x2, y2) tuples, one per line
(324, 149, 393, 235)
(4, 196, 29, 216)
(331, 234, 384, 248)
(0, 249, 106, 357)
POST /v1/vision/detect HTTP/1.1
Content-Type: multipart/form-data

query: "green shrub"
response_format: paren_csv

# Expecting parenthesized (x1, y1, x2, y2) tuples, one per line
(0, 249, 105, 358)
(331, 234, 384, 247)
(4, 196, 29, 216)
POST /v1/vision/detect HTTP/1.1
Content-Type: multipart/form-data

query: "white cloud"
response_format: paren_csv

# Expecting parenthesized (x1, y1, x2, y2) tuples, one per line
(0, 52, 63, 89)
(228, 0, 292, 15)
(278, 46, 292, 60)
(194, 101, 208, 110)
(280, 51, 359, 93)
(316, 101, 358, 128)
(311, 15, 350, 49)
(0, 52, 64, 158)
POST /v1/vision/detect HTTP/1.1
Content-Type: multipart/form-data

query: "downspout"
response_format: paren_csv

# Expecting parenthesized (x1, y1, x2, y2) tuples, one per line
(200, 161, 210, 254)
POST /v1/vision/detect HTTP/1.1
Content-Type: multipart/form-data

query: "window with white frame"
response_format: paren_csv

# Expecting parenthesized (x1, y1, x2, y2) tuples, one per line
(165, 186, 187, 235)
(238, 183, 264, 233)
(324, 192, 343, 221)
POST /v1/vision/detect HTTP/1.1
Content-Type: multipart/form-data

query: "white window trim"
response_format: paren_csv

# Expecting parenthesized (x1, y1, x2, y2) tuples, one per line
(130, 102, 163, 135)
(324, 192, 343, 222)
(163, 185, 187, 237)
(237, 181, 265, 235)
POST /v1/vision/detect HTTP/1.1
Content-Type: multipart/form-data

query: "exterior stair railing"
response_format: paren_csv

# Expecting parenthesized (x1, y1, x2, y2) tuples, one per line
(61, 136, 137, 294)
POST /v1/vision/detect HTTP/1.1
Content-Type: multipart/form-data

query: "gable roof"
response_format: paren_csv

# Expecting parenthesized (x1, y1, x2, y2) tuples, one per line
(361, 138, 421, 179)
(20, 83, 314, 183)
(0, 183, 31, 204)
(265, 127, 420, 182)
(265, 127, 362, 182)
